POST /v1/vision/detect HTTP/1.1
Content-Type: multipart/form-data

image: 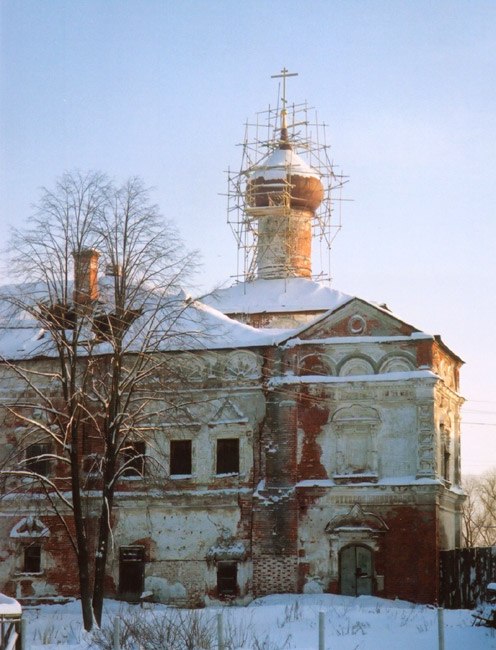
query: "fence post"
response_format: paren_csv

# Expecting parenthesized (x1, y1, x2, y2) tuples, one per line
(113, 617, 120, 650)
(217, 611, 224, 650)
(437, 607, 444, 650)
(319, 611, 325, 650)
(20, 618, 26, 650)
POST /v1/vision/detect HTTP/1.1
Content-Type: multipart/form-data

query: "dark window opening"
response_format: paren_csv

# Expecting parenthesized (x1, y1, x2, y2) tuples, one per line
(217, 562, 237, 597)
(216, 438, 239, 475)
(119, 546, 145, 600)
(442, 447, 451, 482)
(123, 441, 146, 478)
(23, 544, 41, 573)
(440, 425, 451, 483)
(26, 443, 50, 477)
(170, 440, 192, 475)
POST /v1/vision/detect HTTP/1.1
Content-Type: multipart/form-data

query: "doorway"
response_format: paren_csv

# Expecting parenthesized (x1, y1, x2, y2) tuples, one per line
(119, 546, 145, 600)
(339, 545, 373, 596)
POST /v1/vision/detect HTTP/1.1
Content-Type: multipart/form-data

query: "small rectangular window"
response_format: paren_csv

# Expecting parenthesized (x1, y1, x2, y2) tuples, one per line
(170, 440, 192, 475)
(216, 439, 239, 475)
(123, 441, 146, 478)
(25, 443, 50, 477)
(23, 544, 41, 573)
(217, 561, 237, 596)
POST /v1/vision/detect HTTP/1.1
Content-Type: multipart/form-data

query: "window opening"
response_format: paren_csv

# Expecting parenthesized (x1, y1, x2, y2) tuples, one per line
(23, 544, 41, 573)
(123, 441, 146, 477)
(170, 439, 192, 475)
(217, 561, 237, 596)
(118, 546, 145, 600)
(440, 424, 451, 483)
(25, 443, 50, 477)
(216, 438, 239, 475)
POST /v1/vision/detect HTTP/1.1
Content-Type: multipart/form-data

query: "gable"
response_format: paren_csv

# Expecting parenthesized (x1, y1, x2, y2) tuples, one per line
(290, 298, 419, 341)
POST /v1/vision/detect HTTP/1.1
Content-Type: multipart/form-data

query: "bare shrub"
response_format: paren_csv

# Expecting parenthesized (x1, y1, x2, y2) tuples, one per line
(90, 607, 290, 650)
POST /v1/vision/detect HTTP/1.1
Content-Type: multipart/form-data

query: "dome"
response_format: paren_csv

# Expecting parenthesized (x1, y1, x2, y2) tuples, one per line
(246, 146, 324, 212)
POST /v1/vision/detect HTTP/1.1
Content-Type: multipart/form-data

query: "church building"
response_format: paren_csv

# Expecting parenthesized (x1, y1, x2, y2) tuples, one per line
(0, 77, 465, 606)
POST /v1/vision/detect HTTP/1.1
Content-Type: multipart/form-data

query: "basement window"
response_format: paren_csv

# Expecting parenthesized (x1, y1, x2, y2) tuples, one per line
(122, 441, 146, 478)
(170, 440, 192, 476)
(23, 544, 41, 573)
(217, 561, 237, 597)
(25, 443, 50, 477)
(216, 438, 239, 475)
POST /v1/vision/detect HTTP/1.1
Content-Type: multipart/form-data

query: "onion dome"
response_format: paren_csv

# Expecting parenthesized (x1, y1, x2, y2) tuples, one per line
(246, 137, 324, 212)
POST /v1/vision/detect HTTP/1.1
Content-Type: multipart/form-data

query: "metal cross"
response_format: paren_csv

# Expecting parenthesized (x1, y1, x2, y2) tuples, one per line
(271, 67, 298, 106)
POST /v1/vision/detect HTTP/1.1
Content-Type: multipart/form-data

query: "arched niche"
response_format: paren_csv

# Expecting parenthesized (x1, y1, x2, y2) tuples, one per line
(338, 356, 375, 377)
(223, 351, 260, 380)
(298, 353, 334, 377)
(378, 353, 415, 374)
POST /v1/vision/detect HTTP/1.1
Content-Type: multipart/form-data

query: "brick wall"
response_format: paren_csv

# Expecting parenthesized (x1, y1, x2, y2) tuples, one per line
(253, 556, 298, 596)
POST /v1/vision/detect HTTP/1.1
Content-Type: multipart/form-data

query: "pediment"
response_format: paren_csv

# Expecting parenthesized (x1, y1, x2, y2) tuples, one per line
(10, 516, 50, 538)
(210, 398, 248, 425)
(291, 298, 419, 341)
(325, 504, 388, 534)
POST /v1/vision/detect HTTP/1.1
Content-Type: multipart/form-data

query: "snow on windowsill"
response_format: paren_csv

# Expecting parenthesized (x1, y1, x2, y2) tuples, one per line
(169, 474, 193, 480)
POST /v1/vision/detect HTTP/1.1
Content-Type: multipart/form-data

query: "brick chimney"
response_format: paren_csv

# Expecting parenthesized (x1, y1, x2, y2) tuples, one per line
(72, 248, 100, 305)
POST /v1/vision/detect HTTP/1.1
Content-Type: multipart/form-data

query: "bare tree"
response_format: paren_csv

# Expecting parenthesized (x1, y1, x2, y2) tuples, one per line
(462, 469, 496, 547)
(0, 171, 200, 630)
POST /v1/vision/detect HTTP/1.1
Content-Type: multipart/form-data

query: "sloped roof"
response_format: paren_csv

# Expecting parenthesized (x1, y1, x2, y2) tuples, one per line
(0, 278, 460, 362)
(0, 280, 284, 360)
(202, 277, 353, 315)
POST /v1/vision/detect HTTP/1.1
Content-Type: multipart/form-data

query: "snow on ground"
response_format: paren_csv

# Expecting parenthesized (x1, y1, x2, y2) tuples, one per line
(21, 594, 496, 650)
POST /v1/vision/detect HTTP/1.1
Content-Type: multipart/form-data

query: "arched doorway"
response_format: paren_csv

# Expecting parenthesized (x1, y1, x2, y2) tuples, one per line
(339, 545, 373, 596)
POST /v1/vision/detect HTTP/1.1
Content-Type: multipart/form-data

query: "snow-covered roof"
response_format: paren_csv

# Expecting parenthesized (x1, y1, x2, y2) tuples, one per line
(248, 147, 320, 180)
(0, 593, 21, 615)
(0, 276, 455, 362)
(0, 280, 285, 360)
(202, 278, 353, 315)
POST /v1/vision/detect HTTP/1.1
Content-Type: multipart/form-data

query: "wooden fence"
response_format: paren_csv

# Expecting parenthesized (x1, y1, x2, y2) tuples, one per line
(0, 614, 23, 650)
(439, 546, 496, 609)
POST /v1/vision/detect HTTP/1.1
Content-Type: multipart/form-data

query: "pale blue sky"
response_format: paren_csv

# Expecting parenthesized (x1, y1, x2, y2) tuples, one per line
(1, 0, 495, 473)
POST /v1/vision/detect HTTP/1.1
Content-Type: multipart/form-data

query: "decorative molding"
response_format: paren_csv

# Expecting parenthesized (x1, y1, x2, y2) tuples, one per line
(224, 351, 260, 380)
(348, 314, 367, 335)
(325, 504, 388, 534)
(209, 398, 248, 426)
(10, 516, 50, 538)
(416, 402, 435, 478)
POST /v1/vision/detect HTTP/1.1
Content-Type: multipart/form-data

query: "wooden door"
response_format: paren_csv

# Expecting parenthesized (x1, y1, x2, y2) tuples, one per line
(119, 546, 145, 601)
(340, 545, 373, 596)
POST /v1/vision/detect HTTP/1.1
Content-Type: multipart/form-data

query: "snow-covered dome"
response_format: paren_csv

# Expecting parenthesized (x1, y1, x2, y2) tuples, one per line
(246, 144, 324, 212)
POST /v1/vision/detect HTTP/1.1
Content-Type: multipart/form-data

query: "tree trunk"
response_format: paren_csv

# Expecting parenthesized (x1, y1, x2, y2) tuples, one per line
(70, 415, 95, 632)
(92, 496, 112, 626)
(92, 450, 117, 626)
(78, 550, 95, 632)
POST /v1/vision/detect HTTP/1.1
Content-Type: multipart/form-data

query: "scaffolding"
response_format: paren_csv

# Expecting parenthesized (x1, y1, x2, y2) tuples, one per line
(226, 97, 348, 284)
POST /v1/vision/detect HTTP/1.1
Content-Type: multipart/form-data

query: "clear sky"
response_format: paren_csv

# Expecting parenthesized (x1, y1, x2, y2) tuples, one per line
(1, 0, 495, 475)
